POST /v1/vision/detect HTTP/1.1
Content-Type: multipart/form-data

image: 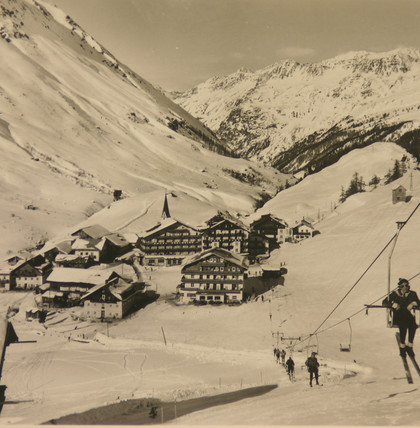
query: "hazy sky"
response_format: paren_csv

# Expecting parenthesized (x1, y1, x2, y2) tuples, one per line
(46, 0, 420, 91)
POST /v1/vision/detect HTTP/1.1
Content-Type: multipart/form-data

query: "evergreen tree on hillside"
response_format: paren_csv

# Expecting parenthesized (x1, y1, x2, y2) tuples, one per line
(384, 160, 403, 184)
(339, 172, 366, 203)
(369, 174, 381, 188)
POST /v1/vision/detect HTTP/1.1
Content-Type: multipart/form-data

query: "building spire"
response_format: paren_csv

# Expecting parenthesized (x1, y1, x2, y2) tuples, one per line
(162, 192, 171, 219)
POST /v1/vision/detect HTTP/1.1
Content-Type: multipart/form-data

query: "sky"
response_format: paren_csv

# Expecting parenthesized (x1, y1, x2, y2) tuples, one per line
(44, 0, 420, 91)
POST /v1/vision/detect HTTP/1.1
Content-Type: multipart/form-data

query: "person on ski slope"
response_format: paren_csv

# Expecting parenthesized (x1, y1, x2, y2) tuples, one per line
(280, 349, 286, 365)
(383, 278, 420, 357)
(305, 352, 320, 387)
(286, 356, 295, 379)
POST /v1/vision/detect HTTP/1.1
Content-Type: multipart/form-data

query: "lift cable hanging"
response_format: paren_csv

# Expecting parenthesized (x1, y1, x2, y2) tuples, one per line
(309, 202, 420, 338)
(293, 270, 420, 349)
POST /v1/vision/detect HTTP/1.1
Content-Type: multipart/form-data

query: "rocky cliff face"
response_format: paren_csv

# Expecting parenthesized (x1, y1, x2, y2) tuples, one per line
(173, 49, 420, 173)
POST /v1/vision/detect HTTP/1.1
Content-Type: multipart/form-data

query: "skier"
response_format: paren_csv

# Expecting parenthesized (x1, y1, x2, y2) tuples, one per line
(286, 356, 295, 380)
(149, 406, 158, 419)
(305, 351, 320, 387)
(383, 278, 420, 357)
(276, 348, 281, 364)
(280, 349, 286, 365)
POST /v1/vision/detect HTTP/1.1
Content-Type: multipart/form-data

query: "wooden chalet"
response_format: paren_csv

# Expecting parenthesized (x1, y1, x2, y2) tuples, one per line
(0, 263, 21, 291)
(96, 234, 132, 263)
(43, 267, 121, 307)
(137, 218, 202, 266)
(292, 219, 317, 242)
(250, 214, 291, 248)
(71, 238, 101, 262)
(177, 247, 248, 305)
(81, 279, 148, 320)
(12, 259, 52, 291)
(202, 214, 249, 254)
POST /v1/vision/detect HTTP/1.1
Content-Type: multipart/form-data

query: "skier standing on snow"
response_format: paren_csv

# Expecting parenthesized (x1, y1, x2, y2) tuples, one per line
(280, 349, 286, 365)
(286, 356, 295, 380)
(383, 278, 420, 357)
(305, 352, 320, 387)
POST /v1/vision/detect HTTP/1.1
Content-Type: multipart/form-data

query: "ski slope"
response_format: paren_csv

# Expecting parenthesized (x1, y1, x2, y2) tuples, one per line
(1, 144, 420, 425)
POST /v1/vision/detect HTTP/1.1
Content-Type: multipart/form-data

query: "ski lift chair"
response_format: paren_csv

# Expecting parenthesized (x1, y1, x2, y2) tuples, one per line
(339, 319, 352, 352)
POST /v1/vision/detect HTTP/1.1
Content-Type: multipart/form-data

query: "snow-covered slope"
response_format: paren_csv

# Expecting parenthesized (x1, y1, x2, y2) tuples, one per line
(173, 49, 420, 173)
(2, 144, 420, 425)
(0, 0, 286, 258)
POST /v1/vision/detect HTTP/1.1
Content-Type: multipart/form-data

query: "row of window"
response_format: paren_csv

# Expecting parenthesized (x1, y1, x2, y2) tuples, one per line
(186, 274, 241, 280)
(190, 284, 239, 290)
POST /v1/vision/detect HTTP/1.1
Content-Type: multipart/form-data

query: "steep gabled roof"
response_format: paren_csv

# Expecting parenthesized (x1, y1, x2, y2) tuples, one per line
(205, 218, 249, 233)
(103, 234, 130, 248)
(392, 184, 407, 191)
(140, 218, 198, 239)
(183, 247, 248, 270)
(71, 224, 110, 240)
(250, 214, 288, 229)
(72, 238, 100, 251)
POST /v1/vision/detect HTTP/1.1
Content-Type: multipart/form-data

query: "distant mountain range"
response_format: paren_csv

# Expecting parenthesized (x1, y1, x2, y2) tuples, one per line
(173, 49, 420, 174)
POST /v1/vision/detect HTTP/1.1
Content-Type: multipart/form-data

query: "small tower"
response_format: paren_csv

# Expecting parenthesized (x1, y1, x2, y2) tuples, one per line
(161, 193, 171, 219)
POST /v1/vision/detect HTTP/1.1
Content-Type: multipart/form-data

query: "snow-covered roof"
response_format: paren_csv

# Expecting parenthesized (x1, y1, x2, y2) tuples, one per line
(42, 290, 64, 298)
(183, 247, 248, 270)
(47, 268, 114, 285)
(55, 254, 81, 263)
(105, 234, 130, 247)
(206, 218, 249, 232)
(72, 224, 110, 239)
(72, 238, 100, 251)
(251, 214, 288, 228)
(140, 218, 196, 238)
(81, 278, 134, 301)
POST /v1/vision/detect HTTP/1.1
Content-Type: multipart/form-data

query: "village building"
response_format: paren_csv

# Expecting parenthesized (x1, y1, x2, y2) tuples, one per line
(71, 238, 101, 262)
(95, 234, 132, 263)
(292, 219, 318, 242)
(42, 267, 121, 307)
(80, 278, 148, 320)
(137, 218, 202, 267)
(0, 263, 22, 291)
(177, 247, 248, 305)
(243, 266, 287, 300)
(202, 215, 249, 254)
(250, 214, 291, 249)
(392, 185, 407, 204)
(71, 224, 111, 240)
(12, 260, 52, 291)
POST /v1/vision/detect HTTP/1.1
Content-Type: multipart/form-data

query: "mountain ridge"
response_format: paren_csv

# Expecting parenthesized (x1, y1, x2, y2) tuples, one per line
(173, 48, 420, 173)
(0, 0, 287, 257)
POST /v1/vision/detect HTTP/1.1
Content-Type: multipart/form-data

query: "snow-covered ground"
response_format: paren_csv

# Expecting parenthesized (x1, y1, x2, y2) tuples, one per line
(0, 143, 419, 425)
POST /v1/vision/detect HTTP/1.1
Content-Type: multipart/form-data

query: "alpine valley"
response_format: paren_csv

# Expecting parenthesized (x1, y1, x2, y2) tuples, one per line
(2, 0, 420, 426)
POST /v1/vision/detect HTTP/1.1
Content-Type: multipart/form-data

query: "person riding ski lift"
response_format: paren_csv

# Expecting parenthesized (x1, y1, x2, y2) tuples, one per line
(383, 278, 420, 358)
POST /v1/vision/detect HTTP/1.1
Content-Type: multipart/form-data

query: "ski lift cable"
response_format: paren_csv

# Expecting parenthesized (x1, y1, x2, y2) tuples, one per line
(295, 264, 420, 347)
(309, 202, 420, 338)
(298, 272, 420, 344)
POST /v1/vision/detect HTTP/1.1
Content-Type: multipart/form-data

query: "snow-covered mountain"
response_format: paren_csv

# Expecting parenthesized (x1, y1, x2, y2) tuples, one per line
(0, 0, 287, 257)
(173, 49, 420, 173)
